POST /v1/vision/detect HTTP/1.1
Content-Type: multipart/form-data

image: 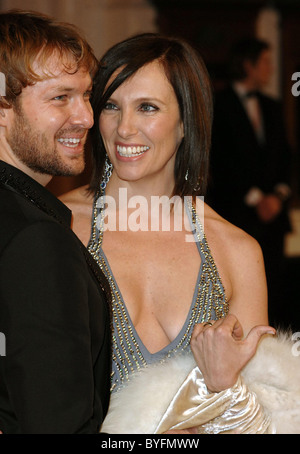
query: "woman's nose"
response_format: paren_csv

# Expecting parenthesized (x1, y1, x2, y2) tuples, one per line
(117, 110, 138, 138)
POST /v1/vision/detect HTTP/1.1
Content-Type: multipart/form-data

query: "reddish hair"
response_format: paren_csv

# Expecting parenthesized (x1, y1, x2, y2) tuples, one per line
(0, 10, 98, 108)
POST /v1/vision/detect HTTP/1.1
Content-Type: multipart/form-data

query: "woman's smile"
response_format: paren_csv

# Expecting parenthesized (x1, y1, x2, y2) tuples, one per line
(99, 60, 184, 185)
(116, 143, 150, 159)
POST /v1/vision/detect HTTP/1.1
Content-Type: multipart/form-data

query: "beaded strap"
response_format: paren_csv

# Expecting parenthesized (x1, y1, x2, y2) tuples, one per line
(88, 190, 228, 392)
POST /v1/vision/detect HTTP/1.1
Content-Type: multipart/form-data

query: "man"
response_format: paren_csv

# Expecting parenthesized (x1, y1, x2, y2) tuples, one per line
(209, 38, 292, 327)
(0, 10, 111, 433)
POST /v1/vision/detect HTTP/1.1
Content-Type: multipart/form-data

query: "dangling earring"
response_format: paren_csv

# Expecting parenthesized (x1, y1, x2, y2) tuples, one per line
(185, 169, 189, 181)
(100, 155, 113, 190)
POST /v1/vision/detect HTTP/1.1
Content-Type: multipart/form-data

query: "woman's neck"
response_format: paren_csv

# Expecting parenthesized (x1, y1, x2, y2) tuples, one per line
(105, 172, 176, 206)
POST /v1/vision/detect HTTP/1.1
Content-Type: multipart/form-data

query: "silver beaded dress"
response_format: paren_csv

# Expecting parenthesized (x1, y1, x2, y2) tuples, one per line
(88, 191, 228, 393)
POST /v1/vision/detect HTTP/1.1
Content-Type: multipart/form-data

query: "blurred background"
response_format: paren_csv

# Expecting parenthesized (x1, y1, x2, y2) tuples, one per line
(1, 0, 300, 329)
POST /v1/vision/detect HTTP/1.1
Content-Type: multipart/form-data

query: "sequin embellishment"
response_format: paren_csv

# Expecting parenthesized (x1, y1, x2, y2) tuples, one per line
(88, 191, 228, 392)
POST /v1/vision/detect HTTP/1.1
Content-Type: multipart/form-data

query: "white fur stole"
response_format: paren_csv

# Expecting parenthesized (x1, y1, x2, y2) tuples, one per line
(101, 332, 300, 434)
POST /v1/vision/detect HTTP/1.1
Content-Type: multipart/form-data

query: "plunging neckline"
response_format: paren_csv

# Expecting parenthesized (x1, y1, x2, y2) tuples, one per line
(100, 245, 204, 357)
(88, 190, 229, 391)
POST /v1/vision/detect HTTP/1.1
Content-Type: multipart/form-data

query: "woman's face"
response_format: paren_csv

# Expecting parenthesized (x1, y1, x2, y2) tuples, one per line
(99, 60, 184, 188)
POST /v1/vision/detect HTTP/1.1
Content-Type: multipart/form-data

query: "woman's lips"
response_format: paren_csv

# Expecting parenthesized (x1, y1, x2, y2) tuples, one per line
(116, 144, 150, 158)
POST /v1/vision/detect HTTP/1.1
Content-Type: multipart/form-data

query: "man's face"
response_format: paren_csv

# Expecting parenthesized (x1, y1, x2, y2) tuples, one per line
(245, 49, 273, 88)
(5, 56, 93, 184)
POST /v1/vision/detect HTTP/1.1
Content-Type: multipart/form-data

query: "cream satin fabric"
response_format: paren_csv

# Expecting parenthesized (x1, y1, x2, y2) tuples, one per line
(154, 366, 275, 434)
(101, 334, 300, 434)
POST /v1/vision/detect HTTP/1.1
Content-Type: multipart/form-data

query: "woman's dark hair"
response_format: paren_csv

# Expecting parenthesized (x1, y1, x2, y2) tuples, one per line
(90, 33, 213, 197)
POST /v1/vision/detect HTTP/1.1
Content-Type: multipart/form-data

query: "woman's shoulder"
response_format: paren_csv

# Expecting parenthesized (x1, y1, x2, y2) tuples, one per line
(202, 202, 264, 288)
(203, 202, 261, 254)
(201, 202, 265, 306)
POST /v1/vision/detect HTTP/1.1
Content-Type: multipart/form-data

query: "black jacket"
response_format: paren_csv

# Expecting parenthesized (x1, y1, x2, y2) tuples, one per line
(209, 86, 291, 239)
(0, 161, 111, 434)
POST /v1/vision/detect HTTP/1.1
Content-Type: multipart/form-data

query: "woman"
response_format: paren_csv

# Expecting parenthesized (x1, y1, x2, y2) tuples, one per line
(61, 34, 279, 433)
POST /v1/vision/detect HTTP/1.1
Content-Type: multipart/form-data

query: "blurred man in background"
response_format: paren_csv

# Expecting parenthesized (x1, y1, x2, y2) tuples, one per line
(209, 38, 292, 328)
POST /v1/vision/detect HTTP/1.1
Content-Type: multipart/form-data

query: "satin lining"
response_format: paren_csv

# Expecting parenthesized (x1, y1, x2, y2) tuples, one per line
(154, 366, 275, 434)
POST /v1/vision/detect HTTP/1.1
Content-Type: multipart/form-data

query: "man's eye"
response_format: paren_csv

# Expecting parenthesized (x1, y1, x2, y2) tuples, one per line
(53, 95, 67, 101)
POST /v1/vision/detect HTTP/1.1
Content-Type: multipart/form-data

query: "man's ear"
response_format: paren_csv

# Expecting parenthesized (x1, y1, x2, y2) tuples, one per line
(243, 59, 254, 78)
(0, 106, 7, 127)
(0, 72, 8, 121)
(0, 103, 11, 126)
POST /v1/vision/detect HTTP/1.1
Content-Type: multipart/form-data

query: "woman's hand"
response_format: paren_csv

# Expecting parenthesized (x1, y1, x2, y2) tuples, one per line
(190, 314, 275, 393)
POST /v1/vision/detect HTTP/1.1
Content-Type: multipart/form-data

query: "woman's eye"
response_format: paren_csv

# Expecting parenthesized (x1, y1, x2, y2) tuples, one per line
(104, 102, 118, 110)
(139, 103, 158, 112)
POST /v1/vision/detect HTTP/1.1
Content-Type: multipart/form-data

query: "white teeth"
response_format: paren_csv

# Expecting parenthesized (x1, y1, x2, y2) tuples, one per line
(117, 145, 149, 157)
(58, 138, 81, 148)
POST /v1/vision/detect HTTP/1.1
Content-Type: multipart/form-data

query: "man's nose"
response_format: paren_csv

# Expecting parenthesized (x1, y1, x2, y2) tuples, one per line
(70, 98, 94, 130)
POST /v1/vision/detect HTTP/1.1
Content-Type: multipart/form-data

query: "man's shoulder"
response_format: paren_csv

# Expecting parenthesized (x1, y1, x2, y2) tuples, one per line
(259, 91, 282, 109)
(0, 184, 71, 251)
(213, 86, 240, 114)
(215, 85, 236, 101)
(0, 183, 57, 223)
